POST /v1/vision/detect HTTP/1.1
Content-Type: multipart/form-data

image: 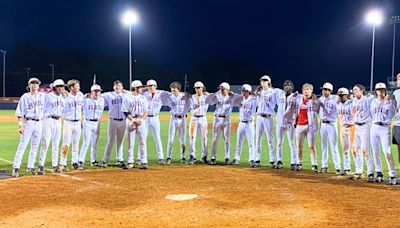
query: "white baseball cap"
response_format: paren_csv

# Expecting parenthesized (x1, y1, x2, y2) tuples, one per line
(241, 84, 252, 92)
(322, 82, 333, 91)
(194, 81, 204, 88)
(131, 80, 143, 88)
(219, 82, 230, 90)
(260, 75, 271, 81)
(52, 79, 66, 87)
(146, 79, 157, 86)
(91, 84, 102, 91)
(28, 77, 41, 85)
(375, 82, 386, 90)
(337, 87, 349, 95)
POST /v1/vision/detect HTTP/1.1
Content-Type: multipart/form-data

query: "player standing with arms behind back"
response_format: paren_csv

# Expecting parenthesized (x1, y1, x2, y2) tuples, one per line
(12, 78, 46, 177)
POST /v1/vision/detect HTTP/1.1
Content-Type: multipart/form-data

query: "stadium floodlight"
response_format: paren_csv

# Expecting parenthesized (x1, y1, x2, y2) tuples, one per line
(120, 9, 139, 91)
(365, 9, 384, 92)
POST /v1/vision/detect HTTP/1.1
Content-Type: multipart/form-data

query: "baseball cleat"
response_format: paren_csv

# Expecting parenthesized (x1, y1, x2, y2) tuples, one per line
(224, 158, 230, 165)
(312, 165, 319, 173)
(210, 159, 217, 165)
(135, 161, 142, 166)
(230, 159, 240, 165)
(320, 167, 328, 173)
(60, 165, 70, 172)
(388, 177, 397, 185)
(139, 163, 148, 169)
(91, 160, 99, 167)
(201, 156, 209, 165)
(254, 160, 261, 168)
(72, 162, 79, 170)
(52, 166, 61, 173)
(375, 172, 384, 183)
(12, 168, 19, 178)
(158, 159, 166, 165)
(116, 160, 124, 167)
(249, 160, 255, 168)
(187, 155, 196, 165)
(336, 169, 344, 176)
(166, 158, 172, 164)
(349, 173, 363, 180)
(290, 164, 296, 171)
(296, 163, 302, 171)
(269, 162, 276, 169)
(180, 158, 186, 164)
(276, 161, 283, 169)
(26, 168, 37, 175)
(367, 173, 375, 183)
(101, 162, 108, 168)
(77, 162, 83, 170)
(344, 169, 351, 175)
(122, 163, 134, 169)
(37, 166, 45, 175)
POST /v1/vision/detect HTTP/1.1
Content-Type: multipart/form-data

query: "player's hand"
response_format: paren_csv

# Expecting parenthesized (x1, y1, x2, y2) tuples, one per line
(228, 91, 234, 96)
(18, 126, 24, 134)
(292, 91, 299, 97)
(62, 91, 68, 97)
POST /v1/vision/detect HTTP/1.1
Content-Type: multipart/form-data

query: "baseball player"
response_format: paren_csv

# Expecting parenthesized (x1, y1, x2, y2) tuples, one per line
(12, 77, 46, 177)
(337, 87, 356, 175)
(101, 80, 126, 167)
(392, 73, 400, 169)
(188, 81, 209, 165)
(254, 75, 277, 168)
(318, 82, 342, 175)
(275, 80, 298, 170)
(142, 79, 166, 164)
(231, 84, 257, 167)
(37, 79, 66, 175)
(60, 79, 84, 171)
(77, 84, 105, 169)
(351, 84, 375, 182)
(121, 80, 149, 169)
(160, 81, 192, 164)
(294, 83, 319, 172)
(205, 82, 241, 165)
(370, 83, 397, 185)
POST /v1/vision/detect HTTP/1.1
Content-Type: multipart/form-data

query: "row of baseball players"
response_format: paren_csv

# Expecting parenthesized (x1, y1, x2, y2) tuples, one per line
(10, 74, 400, 185)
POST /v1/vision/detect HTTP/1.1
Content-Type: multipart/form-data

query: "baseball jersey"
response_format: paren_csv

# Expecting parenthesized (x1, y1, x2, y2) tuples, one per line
(256, 88, 277, 115)
(275, 89, 298, 127)
(238, 96, 257, 122)
(352, 95, 374, 124)
(393, 89, 400, 126)
(295, 95, 319, 131)
(82, 97, 105, 120)
(190, 94, 209, 116)
(64, 92, 84, 121)
(142, 90, 167, 115)
(102, 91, 126, 120)
(16, 92, 46, 119)
(121, 94, 149, 117)
(161, 92, 191, 116)
(206, 92, 241, 116)
(337, 99, 354, 126)
(370, 98, 396, 125)
(319, 95, 339, 122)
(43, 92, 65, 118)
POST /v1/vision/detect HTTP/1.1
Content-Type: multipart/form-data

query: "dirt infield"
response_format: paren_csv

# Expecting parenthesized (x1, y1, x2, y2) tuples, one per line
(0, 166, 399, 227)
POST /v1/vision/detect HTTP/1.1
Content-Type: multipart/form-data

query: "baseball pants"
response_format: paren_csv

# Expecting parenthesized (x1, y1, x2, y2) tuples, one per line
(234, 121, 255, 162)
(126, 120, 148, 164)
(339, 125, 356, 171)
(276, 124, 297, 165)
(13, 120, 43, 169)
(255, 115, 275, 162)
(78, 120, 100, 164)
(167, 116, 187, 159)
(295, 124, 318, 166)
(211, 116, 231, 160)
(146, 115, 164, 160)
(60, 120, 81, 166)
(189, 116, 208, 158)
(39, 118, 61, 167)
(103, 118, 126, 163)
(370, 124, 396, 177)
(320, 122, 341, 170)
(354, 124, 374, 175)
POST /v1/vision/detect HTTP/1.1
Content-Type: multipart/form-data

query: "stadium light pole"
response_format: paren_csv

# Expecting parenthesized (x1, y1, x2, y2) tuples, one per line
(49, 64, 55, 81)
(366, 9, 383, 93)
(0, 50, 6, 97)
(391, 16, 400, 82)
(120, 10, 139, 91)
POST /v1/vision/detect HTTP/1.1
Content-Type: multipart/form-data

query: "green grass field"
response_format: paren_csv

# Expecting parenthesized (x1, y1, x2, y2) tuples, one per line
(0, 110, 399, 177)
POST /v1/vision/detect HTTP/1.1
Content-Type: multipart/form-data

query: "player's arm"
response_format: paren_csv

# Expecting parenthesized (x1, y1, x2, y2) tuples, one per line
(205, 92, 217, 105)
(15, 95, 26, 134)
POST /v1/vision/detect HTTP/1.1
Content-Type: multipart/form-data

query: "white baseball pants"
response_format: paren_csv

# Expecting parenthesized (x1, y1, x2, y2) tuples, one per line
(103, 118, 126, 163)
(370, 124, 396, 177)
(146, 115, 164, 160)
(126, 120, 148, 164)
(234, 121, 255, 162)
(39, 118, 61, 167)
(189, 116, 208, 158)
(276, 124, 297, 165)
(295, 124, 318, 166)
(211, 116, 231, 160)
(320, 122, 341, 170)
(61, 120, 81, 166)
(339, 125, 356, 171)
(255, 115, 275, 162)
(79, 120, 101, 164)
(13, 120, 43, 169)
(167, 116, 187, 159)
(354, 124, 374, 175)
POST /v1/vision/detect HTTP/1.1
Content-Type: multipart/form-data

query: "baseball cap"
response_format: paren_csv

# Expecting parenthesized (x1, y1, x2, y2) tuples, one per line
(322, 82, 333, 91)
(337, 87, 349, 95)
(52, 79, 66, 87)
(194, 81, 204, 88)
(260, 75, 271, 81)
(131, 80, 143, 88)
(91, 84, 102, 91)
(146, 79, 157, 86)
(28, 77, 41, 85)
(241, 84, 252, 92)
(219, 82, 230, 90)
(375, 82, 386, 90)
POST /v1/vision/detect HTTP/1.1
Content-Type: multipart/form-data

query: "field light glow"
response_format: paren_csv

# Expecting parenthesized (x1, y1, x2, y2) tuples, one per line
(121, 10, 139, 26)
(366, 9, 384, 26)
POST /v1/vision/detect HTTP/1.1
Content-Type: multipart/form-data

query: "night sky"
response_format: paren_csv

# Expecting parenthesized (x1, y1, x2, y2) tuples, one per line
(1, 0, 400, 94)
